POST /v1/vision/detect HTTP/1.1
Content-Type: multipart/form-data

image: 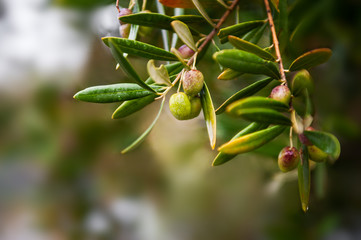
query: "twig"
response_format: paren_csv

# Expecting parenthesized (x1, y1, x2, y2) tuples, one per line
(187, 0, 241, 67)
(263, 0, 287, 83)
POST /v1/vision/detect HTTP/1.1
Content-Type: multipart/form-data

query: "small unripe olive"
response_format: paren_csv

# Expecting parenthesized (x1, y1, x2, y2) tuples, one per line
(178, 44, 195, 59)
(188, 96, 202, 119)
(119, 24, 131, 38)
(169, 92, 192, 120)
(269, 85, 291, 105)
(118, 8, 132, 25)
(292, 70, 314, 96)
(304, 126, 328, 162)
(183, 70, 204, 97)
(278, 146, 300, 172)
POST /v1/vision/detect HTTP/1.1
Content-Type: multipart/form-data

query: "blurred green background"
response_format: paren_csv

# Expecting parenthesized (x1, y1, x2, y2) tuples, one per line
(0, 0, 360, 239)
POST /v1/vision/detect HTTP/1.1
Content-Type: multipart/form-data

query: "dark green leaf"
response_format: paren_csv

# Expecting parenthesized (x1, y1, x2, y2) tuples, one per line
(212, 122, 268, 166)
(303, 130, 341, 161)
(112, 94, 156, 119)
(74, 83, 161, 103)
(108, 39, 156, 92)
(173, 15, 207, 24)
(103, 37, 177, 61)
(289, 48, 332, 71)
(191, 0, 216, 27)
(228, 108, 291, 125)
(213, 49, 280, 79)
(226, 96, 290, 113)
(298, 144, 310, 212)
(243, 22, 267, 44)
(218, 20, 265, 43)
(201, 82, 217, 149)
(217, 68, 243, 80)
(159, 0, 219, 8)
(216, 77, 274, 114)
(228, 36, 276, 61)
(218, 125, 286, 154)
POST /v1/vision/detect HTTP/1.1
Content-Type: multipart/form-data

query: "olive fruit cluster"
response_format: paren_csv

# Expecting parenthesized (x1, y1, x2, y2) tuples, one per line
(169, 70, 204, 120)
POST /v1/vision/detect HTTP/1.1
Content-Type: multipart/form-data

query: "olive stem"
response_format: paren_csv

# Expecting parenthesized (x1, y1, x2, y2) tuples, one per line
(263, 0, 287, 84)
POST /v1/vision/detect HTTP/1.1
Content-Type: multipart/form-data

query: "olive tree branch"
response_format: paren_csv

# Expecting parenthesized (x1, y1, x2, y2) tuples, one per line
(263, 0, 287, 84)
(187, 0, 241, 67)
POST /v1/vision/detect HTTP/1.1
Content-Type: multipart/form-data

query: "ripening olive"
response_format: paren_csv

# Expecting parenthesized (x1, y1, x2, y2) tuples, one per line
(119, 24, 131, 38)
(169, 92, 192, 120)
(278, 146, 300, 172)
(269, 85, 291, 105)
(178, 44, 195, 59)
(118, 8, 132, 25)
(183, 70, 204, 97)
(188, 96, 202, 119)
(304, 126, 328, 162)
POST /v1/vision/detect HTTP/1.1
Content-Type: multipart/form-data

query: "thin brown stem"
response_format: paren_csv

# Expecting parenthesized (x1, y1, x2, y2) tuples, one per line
(116, 0, 120, 12)
(263, 0, 287, 83)
(187, 0, 241, 67)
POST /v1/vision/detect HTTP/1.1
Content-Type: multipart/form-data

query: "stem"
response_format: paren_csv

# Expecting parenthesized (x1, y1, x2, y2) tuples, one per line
(263, 0, 287, 83)
(187, 0, 241, 67)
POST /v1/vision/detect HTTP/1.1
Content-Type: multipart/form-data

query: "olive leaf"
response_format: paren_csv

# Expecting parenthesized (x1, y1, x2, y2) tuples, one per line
(147, 60, 172, 86)
(218, 125, 286, 154)
(303, 130, 341, 161)
(191, 0, 216, 27)
(243, 22, 267, 44)
(103, 37, 177, 61)
(228, 36, 276, 61)
(173, 15, 208, 24)
(270, 0, 279, 11)
(216, 77, 274, 114)
(171, 20, 198, 52)
(226, 96, 290, 113)
(213, 49, 280, 79)
(73, 83, 161, 103)
(289, 48, 332, 71)
(298, 144, 310, 212)
(121, 97, 165, 154)
(212, 122, 268, 166)
(201, 82, 217, 149)
(228, 108, 291, 125)
(112, 94, 156, 119)
(217, 68, 243, 80)
(218, 20, 265, 43)
(291, 109, 304, 134)
(108, 39, 156, 93)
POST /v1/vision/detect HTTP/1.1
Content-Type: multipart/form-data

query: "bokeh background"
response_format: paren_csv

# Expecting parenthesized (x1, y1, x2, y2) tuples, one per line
(0, 0, 361, 239)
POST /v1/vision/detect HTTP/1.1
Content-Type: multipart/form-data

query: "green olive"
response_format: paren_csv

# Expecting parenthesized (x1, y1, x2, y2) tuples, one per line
(183, 70, 204, 97)
(188, 96, 202, 119)
(278, 146, 300, 172)
(169, 92, 192, 120)
(308, 145, 328, 162)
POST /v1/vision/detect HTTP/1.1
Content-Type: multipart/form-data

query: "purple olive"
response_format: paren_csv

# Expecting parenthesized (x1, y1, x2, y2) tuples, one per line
(278, 146, 300, 172)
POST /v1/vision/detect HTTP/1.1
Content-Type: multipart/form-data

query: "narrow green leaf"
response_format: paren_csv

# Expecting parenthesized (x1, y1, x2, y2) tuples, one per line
(218, 20, 265, 43)
(171, 20, 197, 52)
(212, 122, 268, 166)
(289, 48, 332, 71)
(228, 36, 276, 61)
(298, 144, 310, 212)
(147, 60, 172, 86)
(112, 94, 156, 119)
(226, 96, 290, 113)
(278, 0, 288, 52)
(217, 68, 243, 80)
(243, 22, 267, 44)
(270, 0, 279, 11)
(303, 130, 341, 161)
(201, 82, 217, 149)
(173, 15, 207, 24)
(108, 39, 156, 93)
(216, 77, 274, 114)
(191, 0, 216, 27)
(121, 97, 165, 154)
(103, 37, 177, 61)
(228, 108, 291, 125)
(218, 125, 286, 154)
(145, 62, 184, 84)
(171, 48, 190, 69)
(213, 49, 280, 79)
(74, 83, 161, 103)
